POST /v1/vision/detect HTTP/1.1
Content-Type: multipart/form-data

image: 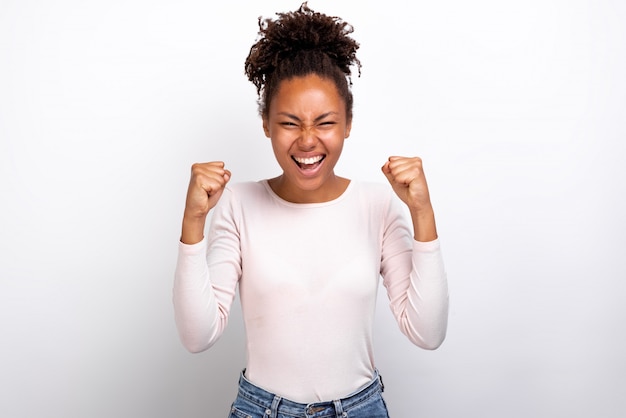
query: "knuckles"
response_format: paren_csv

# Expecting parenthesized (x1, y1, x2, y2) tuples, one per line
(191, 161, 224, 173)
(190, 162, 227, 180)
(188, 162, 230, 194)
(386, 156, 426, 186)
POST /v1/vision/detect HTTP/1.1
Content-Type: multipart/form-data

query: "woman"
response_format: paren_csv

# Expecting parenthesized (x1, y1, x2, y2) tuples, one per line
(173, 3, 449, 417)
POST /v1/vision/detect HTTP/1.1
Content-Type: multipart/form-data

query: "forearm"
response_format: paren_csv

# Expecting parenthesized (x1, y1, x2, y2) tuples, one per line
(404, 239, 449, 349)
(382, 198, 449, 350)
(409, 205, 438, 242)
(173, 240, 224, 353)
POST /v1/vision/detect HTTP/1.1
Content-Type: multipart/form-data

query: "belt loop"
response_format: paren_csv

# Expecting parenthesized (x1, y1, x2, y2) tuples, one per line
(269, 395, 281, 418)
(333, 399, 345, 418)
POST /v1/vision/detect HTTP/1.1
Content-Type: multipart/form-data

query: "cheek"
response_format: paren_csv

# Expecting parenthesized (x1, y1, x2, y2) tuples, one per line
(270, 137, 293, 163)
(270, 133, 294, 149)
(317, 127, 344, 141)
(320, 137, 345, 160)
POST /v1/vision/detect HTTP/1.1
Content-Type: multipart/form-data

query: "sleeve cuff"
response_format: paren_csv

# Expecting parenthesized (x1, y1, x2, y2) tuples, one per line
(178, 238, 207, 255)
(413, 237, 441, 252)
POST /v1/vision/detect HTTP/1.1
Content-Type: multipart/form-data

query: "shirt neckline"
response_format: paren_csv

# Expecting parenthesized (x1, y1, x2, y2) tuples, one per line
(260, 179, 354, 208)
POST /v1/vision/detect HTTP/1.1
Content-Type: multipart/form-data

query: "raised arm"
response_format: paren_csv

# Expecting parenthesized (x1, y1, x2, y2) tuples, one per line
(381, 156, 449, 349)
(173, 162, 239, 353)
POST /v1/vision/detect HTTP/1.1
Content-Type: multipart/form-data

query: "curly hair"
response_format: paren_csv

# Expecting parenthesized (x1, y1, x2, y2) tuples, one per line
(244, 2, 361, 119)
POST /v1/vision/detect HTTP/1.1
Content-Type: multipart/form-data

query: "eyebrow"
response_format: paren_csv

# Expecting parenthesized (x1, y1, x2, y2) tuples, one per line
(277, 111, 339, 122)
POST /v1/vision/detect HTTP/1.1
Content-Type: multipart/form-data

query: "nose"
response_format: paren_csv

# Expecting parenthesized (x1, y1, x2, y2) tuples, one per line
(297, 126, 317, 150)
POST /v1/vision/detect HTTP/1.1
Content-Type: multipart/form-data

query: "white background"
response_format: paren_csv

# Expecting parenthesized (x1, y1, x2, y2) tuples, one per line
(1, 0, 625, 417)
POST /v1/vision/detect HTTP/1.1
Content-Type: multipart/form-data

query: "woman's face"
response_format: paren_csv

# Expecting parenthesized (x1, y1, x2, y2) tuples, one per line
(263, 74, 352, 203)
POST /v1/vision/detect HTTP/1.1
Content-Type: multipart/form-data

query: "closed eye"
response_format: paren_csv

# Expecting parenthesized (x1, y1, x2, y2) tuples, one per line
(318, 121, 337, 128)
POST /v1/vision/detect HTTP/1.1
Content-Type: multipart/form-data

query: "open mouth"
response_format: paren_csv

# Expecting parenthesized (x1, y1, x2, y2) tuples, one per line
(292, 155, 325, 170)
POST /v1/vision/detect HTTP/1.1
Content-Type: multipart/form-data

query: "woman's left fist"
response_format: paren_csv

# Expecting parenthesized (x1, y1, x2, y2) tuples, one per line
(381, 156, 432, 212)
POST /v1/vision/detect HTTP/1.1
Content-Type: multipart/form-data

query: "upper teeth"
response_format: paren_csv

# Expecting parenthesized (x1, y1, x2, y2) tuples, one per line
(295, 156, 323, 165)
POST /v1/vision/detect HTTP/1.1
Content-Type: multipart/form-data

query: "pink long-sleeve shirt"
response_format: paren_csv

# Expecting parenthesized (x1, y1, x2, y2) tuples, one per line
(173, 180, 448, 403)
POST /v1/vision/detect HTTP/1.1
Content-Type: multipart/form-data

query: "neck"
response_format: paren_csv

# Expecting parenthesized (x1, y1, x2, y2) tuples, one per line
(268, 175, 350, 203)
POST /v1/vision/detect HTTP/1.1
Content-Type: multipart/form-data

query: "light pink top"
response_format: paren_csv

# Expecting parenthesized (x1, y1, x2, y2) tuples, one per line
(173, 180, 449, 403)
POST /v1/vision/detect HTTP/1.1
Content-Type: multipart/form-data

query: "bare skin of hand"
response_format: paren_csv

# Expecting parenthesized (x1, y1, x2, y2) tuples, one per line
(382, 156, 438, 242)
(181, 161, 231, 245)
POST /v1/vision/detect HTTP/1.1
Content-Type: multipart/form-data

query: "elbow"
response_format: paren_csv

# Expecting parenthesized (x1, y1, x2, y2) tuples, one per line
(179, 335, 213, 354)
(175, 323, 218, 354)
(185, 345, 209, 354)
(173, 305, 224, 354)
(417, 332, 446, 350)
(405, 323, 447, 350)
(400, 314, 448, 350)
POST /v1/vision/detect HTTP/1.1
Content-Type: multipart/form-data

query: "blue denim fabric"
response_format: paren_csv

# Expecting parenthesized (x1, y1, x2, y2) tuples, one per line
(228, 370, 390, 418)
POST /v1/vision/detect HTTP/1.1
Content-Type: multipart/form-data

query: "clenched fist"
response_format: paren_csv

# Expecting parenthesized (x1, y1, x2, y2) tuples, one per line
(381, 156, 431, 210)
(382, 156, 438, 242)
(181, 161, 231, 244)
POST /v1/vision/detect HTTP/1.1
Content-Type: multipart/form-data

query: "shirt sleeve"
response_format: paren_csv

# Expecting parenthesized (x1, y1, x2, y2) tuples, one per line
(380, 195, 449, 350)
(172, 188, 242, 353)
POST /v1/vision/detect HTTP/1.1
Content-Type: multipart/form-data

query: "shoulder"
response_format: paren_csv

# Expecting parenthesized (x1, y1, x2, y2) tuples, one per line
(347, 180, 401, 216)
(353, 181, 406, 218)
(351, 180, 391, 195)
(349, 180, 394, 204)
(217, 180, 277, 211)
(226, 181, 266, 196)
(210, 181, 272, 223)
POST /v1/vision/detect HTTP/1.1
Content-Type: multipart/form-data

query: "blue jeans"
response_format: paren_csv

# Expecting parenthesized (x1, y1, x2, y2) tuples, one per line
(228, 370, 390, 418)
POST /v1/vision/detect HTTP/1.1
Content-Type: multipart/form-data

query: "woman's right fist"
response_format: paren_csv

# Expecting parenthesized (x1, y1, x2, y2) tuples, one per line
(184, 161, 231, 219)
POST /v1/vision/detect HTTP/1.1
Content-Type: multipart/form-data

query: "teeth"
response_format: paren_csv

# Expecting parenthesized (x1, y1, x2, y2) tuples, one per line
(294, 156, 323, 165)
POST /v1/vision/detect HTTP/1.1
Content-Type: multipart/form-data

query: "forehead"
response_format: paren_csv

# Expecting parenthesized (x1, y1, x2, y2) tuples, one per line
(270, 75, 345, 114)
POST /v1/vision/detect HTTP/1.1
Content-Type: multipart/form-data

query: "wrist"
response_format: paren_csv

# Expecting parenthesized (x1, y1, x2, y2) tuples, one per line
(409, 206, 438, 242)
(181, 215, 206, 245)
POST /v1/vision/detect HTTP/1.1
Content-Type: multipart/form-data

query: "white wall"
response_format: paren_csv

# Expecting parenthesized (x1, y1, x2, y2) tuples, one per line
(1, 0, 624, 417)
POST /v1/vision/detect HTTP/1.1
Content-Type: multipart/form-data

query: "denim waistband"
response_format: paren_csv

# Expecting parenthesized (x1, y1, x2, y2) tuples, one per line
(236, 370, 384, 418)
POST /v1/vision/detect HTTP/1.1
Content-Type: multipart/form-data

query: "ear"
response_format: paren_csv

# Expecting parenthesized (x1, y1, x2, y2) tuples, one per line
(344, 117, 352, 139)
(262, 116, 270, 138)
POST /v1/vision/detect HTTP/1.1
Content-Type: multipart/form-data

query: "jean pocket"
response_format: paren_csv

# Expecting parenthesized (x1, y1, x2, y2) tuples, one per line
(228, 405, 254, 418)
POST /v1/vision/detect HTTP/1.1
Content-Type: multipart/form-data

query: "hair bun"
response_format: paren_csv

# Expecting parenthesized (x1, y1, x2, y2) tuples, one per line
(266, 3, 358, 64)
(244, 2, 361, 117)
(246, 2, 360, 92)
